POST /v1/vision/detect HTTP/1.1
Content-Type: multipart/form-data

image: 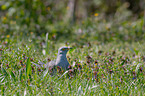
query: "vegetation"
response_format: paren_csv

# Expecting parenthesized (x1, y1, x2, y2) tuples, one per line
(0, 0, 145, 95)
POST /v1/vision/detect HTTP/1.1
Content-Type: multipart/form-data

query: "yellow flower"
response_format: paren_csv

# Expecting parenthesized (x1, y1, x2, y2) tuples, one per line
(47, 7, 50, 11)
(105, 26, 110, 30)
(6, 35, 10, 38)
(95, 63, 97, 66)
(94, 13, 99, 16)
(10, 21, 16, 24)
(82, 21, 84, 24)
(132, 26, 135, 29)
(30, 32, 33, 34)
(66, 6, 69, 10)
(15, 16, 19, 19)
(3, 17, 7, 20)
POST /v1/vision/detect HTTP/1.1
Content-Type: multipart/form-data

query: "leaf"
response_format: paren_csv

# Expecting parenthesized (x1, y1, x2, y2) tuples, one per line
(1, 5, 7, 10)
(1, 2, 10, 10)
(24, 88, 27, 96)
(77, 86, 83, 96)
(1, 85, 4, 96)
(31, 62, 42, 67)
(135, 63, 142, 75)
(58, 70, 68, 80)
(0, 74, 5, 83)
(41, 68, 49, 80)
(26, 58, 32, 79)
(9, 68, 16, 81)
(133, 48, 139, 55)
(19, 69, 22, 81)
(91, 85, 99, 89)
(1, 65, 8, 77)
(8, 8, 16, 16)
(45, 33, 49, 55)
(42, 49, 46, 55)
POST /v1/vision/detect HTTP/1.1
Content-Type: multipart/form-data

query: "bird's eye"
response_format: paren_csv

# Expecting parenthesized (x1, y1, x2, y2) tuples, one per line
(62, 48, 65, 51)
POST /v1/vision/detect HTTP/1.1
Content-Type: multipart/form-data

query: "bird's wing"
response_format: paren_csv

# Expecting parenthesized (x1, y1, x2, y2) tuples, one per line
(44, 60, 56, 68)
(31, 60, 46, 68)
(31, 62, 42, 67)
(38, 60, 45, 65)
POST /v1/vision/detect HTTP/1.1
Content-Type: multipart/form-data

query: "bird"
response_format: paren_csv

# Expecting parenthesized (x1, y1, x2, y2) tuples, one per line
(44, 46, 72, 70)
(31, 46, 72, 76)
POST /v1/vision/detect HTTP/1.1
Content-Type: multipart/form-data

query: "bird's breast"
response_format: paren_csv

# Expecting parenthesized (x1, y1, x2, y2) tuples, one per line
(55, 55, 69, 69)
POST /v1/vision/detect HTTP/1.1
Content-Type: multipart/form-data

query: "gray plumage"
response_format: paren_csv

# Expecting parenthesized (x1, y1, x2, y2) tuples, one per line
(44, 46, 72, 70)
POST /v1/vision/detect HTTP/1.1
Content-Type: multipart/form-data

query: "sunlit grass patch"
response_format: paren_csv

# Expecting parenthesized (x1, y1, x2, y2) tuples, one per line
(0, 36, 145, 95)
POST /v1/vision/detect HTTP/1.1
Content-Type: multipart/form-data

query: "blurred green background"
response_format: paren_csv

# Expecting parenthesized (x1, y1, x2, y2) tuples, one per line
(0, 1, 145, 95)
(0, 0, 145, 43)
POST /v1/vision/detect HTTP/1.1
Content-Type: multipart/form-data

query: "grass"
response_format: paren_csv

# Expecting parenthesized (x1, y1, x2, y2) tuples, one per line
(0, 34, 145, 95)
(0, 1, 145, 95)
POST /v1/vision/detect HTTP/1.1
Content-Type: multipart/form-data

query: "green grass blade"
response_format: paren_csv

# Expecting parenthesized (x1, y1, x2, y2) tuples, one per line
(0, 74, 5, 83)
(41, 68, 49, 80)
(19, 69, 22, 81)
(1, 65, 8, 77)
(9, 68, 16, 81)
(45, 33, 49, 55)
(77, 86, 83, 95)
(1, 85, 4, 96)
(26, 58, 32, 79)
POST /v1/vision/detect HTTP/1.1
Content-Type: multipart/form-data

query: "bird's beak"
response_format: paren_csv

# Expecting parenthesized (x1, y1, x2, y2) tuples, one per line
(66, 47, 72, 50)
(68, 47, 72, 50)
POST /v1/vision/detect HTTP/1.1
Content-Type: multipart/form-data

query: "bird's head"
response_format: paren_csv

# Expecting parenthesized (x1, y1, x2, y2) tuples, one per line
(58, 46, 72, 55)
